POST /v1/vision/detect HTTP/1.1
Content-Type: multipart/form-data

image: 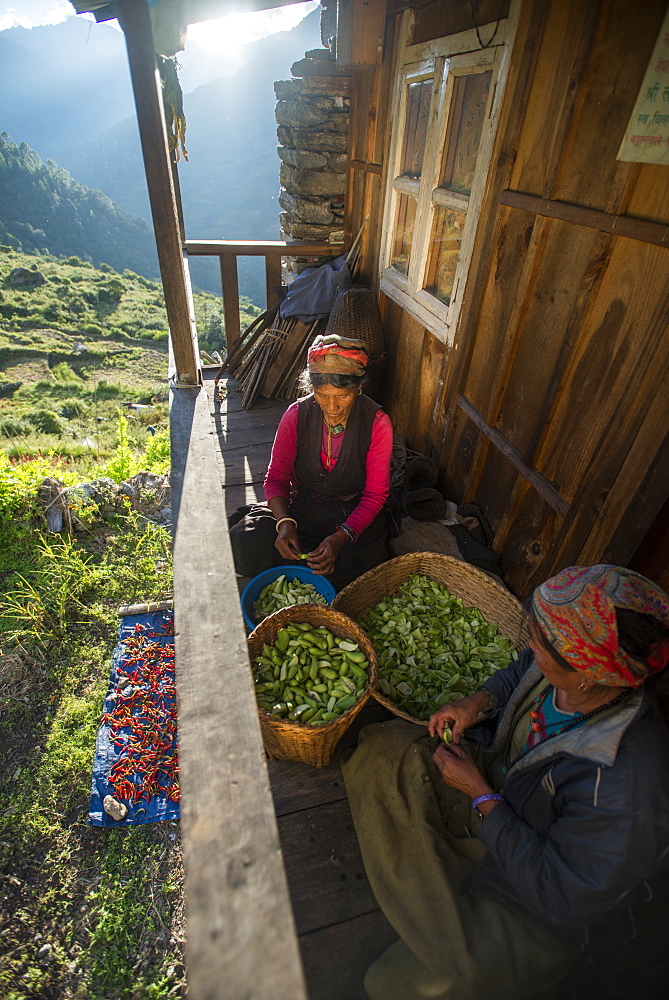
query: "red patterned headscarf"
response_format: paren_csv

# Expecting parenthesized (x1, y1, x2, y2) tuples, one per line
(532, 565, 669, 687)
(307, 335, 368, 377)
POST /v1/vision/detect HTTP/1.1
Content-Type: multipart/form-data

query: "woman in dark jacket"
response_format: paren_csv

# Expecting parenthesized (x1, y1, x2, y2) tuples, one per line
(342, 565, 669, 999)
(229, 334, 393, 590)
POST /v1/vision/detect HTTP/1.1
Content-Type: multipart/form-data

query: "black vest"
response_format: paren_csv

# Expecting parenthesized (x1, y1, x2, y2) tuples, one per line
(294, 393, 380, 500)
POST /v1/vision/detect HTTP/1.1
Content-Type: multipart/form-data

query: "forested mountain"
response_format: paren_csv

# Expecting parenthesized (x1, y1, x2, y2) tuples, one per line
(0, 8, 322, 302)
(0, 135, 159, 280)
(60, 10, 323, 302)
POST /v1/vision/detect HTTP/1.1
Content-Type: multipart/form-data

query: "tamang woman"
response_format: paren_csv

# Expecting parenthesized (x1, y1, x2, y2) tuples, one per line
(229, 334, 393, 590)
(342, 564, 669, 999)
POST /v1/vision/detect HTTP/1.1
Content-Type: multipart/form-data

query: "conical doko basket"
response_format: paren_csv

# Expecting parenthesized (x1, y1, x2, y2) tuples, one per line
(323, 285, 386, 400)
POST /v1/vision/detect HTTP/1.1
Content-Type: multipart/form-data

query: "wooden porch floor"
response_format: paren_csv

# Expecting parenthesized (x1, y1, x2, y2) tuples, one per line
(203, 371, 398, 1000)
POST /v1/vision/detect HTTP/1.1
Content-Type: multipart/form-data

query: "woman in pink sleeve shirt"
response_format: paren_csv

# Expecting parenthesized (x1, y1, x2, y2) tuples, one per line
(229, 334, 393, 590)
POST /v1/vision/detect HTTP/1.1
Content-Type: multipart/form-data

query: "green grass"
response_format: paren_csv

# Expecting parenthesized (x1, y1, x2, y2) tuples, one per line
(0, 439, 181, 998)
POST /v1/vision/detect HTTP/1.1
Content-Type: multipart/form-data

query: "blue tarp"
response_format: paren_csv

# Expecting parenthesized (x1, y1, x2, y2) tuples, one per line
(89, 609, 179, 827)
(277, 254, 352, 323)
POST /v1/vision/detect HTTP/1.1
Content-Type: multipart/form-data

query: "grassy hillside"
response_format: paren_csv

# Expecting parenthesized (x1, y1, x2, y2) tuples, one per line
(0, 246, 260, 472)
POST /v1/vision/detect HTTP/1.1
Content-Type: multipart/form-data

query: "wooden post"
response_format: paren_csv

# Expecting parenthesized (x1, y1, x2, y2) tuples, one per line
(220, 254, 241, 356)
(116, 0, 199, 386)
(265, 254, 283, 312)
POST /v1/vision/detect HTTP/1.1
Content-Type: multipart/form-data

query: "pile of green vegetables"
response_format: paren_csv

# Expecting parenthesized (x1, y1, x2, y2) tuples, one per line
(253, 574, 328, 622)
(252, 622, 369, 725)
(360, 573, 518, 720)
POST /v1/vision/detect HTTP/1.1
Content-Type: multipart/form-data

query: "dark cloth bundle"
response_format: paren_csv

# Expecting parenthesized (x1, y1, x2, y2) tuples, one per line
(402, 488, 448, 522)
(402, 455, 438, 491)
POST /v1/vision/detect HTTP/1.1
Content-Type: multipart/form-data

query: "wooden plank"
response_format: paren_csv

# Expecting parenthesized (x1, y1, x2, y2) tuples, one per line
(506, 0, 599, 198)
(299, 910, 397, 1000)
(223, 481, 266, 517)
(268, 702, 394, 817)
(469, 222, 609, 520)
(551, 0, 668, 212)
(269, 761, 348, 816)
(219, 443, 275, 488)
(220, 255, 241, 357)
(277, 799, 379, 935)
(185, 240, 343, 257)
(350, 159, 382, 175)
(260, 320, 314, 398)
(116, 0, 198, 386)
(457, 396, 570, 518)
(411, 0, 511, 45)
(265, 255, 282, 312)
(170, 383, 307, 1000)
(499, 237, 669, 594)
(500, 190, 669, 247)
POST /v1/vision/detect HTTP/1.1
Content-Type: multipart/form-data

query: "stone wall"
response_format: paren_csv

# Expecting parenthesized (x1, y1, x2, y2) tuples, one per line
(274, 48, 350, 277)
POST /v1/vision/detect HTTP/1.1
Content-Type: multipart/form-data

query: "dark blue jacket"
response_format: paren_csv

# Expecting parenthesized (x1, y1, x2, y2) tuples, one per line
(468, 649, 669, 944)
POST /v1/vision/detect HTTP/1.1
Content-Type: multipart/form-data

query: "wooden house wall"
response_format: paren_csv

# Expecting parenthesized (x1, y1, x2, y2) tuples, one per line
(347, 0, 669, 598)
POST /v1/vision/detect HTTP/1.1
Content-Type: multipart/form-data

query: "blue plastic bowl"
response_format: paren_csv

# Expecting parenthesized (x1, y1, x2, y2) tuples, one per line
(241, 565, 337, 630)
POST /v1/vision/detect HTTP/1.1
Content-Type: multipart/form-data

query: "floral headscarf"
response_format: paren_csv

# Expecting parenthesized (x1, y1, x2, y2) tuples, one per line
(307, 335, 368, 377)
(532, 565, 669, 687)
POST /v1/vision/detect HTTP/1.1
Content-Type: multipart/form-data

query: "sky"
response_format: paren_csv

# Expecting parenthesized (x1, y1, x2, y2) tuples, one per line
(0, 0, 320, 49)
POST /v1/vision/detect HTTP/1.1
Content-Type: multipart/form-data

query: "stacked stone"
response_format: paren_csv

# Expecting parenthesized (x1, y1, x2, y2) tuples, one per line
(275, 48, 350, 277)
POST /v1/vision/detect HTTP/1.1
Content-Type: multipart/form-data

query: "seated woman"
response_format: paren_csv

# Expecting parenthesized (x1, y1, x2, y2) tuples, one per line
(229, 334, 394, 590)
(342, 565, 669, 1000)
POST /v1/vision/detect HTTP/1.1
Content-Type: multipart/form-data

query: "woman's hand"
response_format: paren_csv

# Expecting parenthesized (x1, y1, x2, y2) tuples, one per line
(274, 521, 302, 561)
(432, 742, 492, 799)
(428, 689, 491, 743)
(307, 531, 347, 576)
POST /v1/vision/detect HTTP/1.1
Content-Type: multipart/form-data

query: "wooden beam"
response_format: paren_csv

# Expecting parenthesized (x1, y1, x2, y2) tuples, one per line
(170, 383, 308, 1000)
(456, 395, 570, 519)
(184, 239, 344, 257)
(220, 255, 241, 357)
(116, 0, 199, 386)
(265, 254, 282, 312)
(350, 159, 383, 174)
(499, 189, 669, 248)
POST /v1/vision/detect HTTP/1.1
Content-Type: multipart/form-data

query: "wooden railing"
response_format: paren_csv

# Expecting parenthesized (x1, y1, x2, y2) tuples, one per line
(184, 239, 344, 355)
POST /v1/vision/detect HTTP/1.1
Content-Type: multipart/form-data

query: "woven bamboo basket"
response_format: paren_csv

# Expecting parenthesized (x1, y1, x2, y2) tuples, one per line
(323, 285, 386, 359)
(332, 552, 528, 725)
(247, 603, 378, 767)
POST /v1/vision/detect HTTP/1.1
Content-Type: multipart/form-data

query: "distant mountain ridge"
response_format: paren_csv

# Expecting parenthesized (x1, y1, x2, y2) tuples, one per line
(0, 134, 159, 279)
(0, 9, 323, 301)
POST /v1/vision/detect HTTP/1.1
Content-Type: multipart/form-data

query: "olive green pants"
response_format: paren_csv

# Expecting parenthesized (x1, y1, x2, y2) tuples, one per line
(341, 719, 578, 1000)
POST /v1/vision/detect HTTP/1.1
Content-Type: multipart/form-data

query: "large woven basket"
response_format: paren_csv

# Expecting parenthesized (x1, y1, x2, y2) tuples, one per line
(247, 603, 378, 767)
(332, 552, 528, 725)
(323, 285, 385, 358)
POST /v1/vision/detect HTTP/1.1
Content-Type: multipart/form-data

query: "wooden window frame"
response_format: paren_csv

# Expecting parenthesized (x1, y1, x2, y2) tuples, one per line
(380, 14, 511, 345)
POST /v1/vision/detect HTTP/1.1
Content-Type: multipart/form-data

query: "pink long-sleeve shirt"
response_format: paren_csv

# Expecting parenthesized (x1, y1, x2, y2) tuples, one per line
(264, 401, 393, 538)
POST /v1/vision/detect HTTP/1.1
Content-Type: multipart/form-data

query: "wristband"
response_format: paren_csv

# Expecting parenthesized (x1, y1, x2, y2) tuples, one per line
(336, 523, 356, 543)
(275, 516, 297, 533)
(471, 793, 504, 820)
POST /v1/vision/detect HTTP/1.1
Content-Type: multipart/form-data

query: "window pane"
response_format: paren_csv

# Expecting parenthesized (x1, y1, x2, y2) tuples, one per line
(442, 71, 492, 195)
(391, 194, 416, 275)
(400, 79, 433, 178)
(424, 207, 466, 304)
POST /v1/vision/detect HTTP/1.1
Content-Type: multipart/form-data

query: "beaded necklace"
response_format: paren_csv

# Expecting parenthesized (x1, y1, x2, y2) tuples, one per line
(502, 683, 631, 772)
(324, 417, 348, 470)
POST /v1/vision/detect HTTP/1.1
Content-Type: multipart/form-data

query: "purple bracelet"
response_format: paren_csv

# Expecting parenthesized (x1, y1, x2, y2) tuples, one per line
(336, 523, 356, 543)
(471, 793, 504, 819)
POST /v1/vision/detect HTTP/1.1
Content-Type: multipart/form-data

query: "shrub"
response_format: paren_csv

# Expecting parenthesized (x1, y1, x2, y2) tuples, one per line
(94, 380, 122, 400)
(51, 362, 80, 383)
(83, 323, 103, 337)
(143, 427, 170, 473)
(60, 399, 84, 419)
(0, 416, 32, 438)
(26, 409, 64, 435)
